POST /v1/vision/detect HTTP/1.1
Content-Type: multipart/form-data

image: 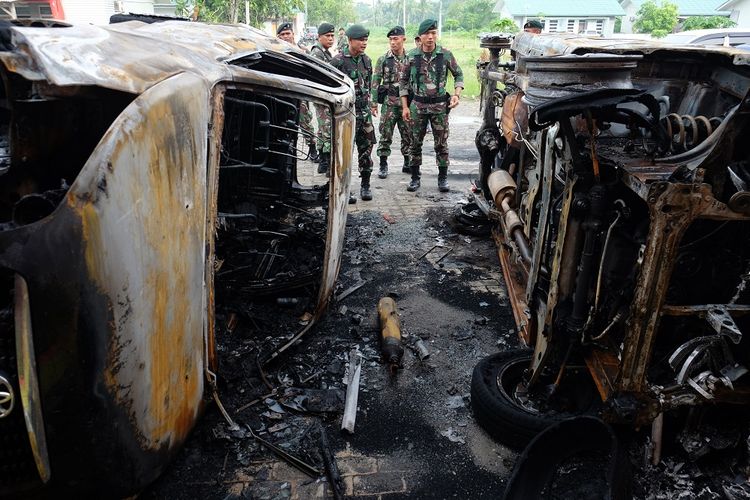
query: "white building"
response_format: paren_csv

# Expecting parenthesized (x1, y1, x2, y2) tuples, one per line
(493, 0, 625, 37)
(718, 0, 750, 28)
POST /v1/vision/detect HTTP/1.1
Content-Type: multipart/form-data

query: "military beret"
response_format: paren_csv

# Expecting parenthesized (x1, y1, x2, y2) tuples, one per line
(523, 19, 543, 29)
(418, 19, 437, 35)
(276, 22, 292, 35)
(346, 24, 369, 39)
(317, 22, 334, 35)
(387, 26, 405, 37)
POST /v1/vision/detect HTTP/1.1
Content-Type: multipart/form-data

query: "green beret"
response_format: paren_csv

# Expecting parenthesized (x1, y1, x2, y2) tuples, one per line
(276, 22, 292, 35)
(317, 22, 334, 35)
(346, 24, 369, 40)
(523, 19, 543, 29)
(387, 26, 405, 37)
(418, 19, 437, 35)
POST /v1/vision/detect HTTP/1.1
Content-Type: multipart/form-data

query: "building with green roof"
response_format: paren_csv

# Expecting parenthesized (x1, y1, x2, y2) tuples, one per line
(493, 0, 625, 36)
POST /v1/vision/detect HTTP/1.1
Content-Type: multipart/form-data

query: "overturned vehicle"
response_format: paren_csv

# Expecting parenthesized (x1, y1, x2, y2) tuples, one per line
(0, 20, 354, 497)
(472, 32, 750, 451)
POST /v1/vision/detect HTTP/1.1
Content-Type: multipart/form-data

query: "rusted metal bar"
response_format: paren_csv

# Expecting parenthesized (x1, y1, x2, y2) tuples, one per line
(651, 413, 664, 465)
(661, 304, 750, 316)
(248, 428, 321, 479)
(617, 183, 706, 392)
(318, 423, 344, 500)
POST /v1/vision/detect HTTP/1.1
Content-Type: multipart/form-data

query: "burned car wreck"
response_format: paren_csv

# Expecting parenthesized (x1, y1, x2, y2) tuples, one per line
(0, 20, 354, 497)
(472, 32, 750, 454)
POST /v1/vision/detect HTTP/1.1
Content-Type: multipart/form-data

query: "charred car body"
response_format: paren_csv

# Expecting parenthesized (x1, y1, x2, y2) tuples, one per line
(0, 20, 354, 497)
(472, 32, 750, 449)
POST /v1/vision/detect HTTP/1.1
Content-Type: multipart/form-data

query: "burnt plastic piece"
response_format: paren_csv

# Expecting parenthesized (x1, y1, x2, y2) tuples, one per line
(503, 416, 631, 500)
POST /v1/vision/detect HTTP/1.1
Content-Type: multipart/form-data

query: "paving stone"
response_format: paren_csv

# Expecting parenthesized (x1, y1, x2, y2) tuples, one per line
(352, 472, 407, 495)
(271, 461, 311, 482)
(376, 456, 412, 473)
(248, 480, 292, 500)
(337, 455, 379, 475)
(294, 478, 329, 499)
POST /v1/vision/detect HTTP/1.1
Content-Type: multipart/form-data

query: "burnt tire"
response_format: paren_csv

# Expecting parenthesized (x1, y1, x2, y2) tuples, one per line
(471, 349, 597, 450)
(450, 202, 491, 237)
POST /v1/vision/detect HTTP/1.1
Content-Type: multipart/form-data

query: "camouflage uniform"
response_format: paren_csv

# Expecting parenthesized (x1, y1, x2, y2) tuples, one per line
(336, 34, 348, 54)
(371, 50, 412, 165)
(331, 45, 375, 177)
(310, 42, 333, 153)
(399, 45, 464, 179)
(299, 101, 315, 148)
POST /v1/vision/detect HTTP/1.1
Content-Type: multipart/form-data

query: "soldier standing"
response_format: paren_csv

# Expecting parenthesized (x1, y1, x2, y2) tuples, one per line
(331, 24, 376, 201)
(310, 22, 336, 175)
(400, 19, 463, 192)
(277, 22, 319, 162)
(371, 26, 412, 179)
(336, 27, 348, 54)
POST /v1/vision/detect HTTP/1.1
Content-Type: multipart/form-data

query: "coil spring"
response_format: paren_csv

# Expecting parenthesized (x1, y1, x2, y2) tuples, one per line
(661, 113, 723, 152)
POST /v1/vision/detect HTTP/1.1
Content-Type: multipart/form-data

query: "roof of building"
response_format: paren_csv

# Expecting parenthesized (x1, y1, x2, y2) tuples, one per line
(620, 0, 730, 16)
(494, 0, 625, 17)
(717, 0, 747, 11)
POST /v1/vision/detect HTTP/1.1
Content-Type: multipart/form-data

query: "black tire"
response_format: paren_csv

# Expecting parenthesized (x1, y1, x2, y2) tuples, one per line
(471, 349, 597, 450)
(450, 202, 491, 237)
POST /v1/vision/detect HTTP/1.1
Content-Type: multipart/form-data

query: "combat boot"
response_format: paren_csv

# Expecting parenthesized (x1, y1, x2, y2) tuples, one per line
(437, 175, 450, 192)
(317, 152, 329, 175)
(360, 173, 373, 201)
(407, 165, 421, 192)
(308, 143, 320, 163)
(378, 156, 388, 179)
(402, 156, 411, 173)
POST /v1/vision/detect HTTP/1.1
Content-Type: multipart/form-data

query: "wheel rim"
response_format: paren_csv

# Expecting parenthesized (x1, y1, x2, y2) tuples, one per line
(495, 355, 595, 418)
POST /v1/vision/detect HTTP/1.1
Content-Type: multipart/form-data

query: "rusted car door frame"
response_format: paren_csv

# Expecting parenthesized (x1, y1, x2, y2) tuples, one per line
(203, 72, 355, 378)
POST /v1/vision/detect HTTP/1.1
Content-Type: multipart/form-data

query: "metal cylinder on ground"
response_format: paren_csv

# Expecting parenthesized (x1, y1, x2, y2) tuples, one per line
(378, 297, 404, 373)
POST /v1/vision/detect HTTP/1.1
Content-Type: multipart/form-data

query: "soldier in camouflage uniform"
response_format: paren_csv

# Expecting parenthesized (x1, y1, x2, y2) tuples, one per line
(400, 19, 463, 192)
(310, 22, 336, 174)
(336, 27, 348, 54)
(371, 26, 412, 179)
(277, 22, 319, 162)
(331, 24, 376, 201)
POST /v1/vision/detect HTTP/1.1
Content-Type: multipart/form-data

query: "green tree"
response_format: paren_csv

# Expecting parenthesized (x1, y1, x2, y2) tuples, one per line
(308, 0, 355, 27)
(633, 0, 678, 37)
(494, 17, 519, 33)
(682, 15, 736, 30)
(195, 0, 302, 25)
(445, 0, 496, 31)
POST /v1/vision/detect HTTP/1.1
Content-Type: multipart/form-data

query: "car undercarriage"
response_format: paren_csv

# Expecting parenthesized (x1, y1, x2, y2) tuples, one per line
(472, 32, 750, 456)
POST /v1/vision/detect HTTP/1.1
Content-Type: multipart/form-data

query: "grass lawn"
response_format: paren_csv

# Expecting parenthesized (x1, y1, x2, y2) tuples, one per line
(363, 26, 484, 99)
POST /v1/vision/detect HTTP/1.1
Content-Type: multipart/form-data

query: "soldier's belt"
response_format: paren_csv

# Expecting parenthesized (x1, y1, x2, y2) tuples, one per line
(414, 95, 447, 104)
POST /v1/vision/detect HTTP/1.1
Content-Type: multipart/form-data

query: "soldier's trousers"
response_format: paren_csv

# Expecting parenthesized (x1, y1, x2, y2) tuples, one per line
(315, 104, 332, 153)
(376, 104, 412, 160)
(411, 111, 449, 172)
(355, 112, 376, 177)
(300, 101, 315, 147)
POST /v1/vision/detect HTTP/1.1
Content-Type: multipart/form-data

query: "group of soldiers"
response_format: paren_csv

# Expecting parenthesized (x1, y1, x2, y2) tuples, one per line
(276, 19, 464, 202)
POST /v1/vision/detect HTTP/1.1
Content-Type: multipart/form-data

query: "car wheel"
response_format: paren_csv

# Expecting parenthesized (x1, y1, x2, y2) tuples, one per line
(470, 349, 598, 450)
